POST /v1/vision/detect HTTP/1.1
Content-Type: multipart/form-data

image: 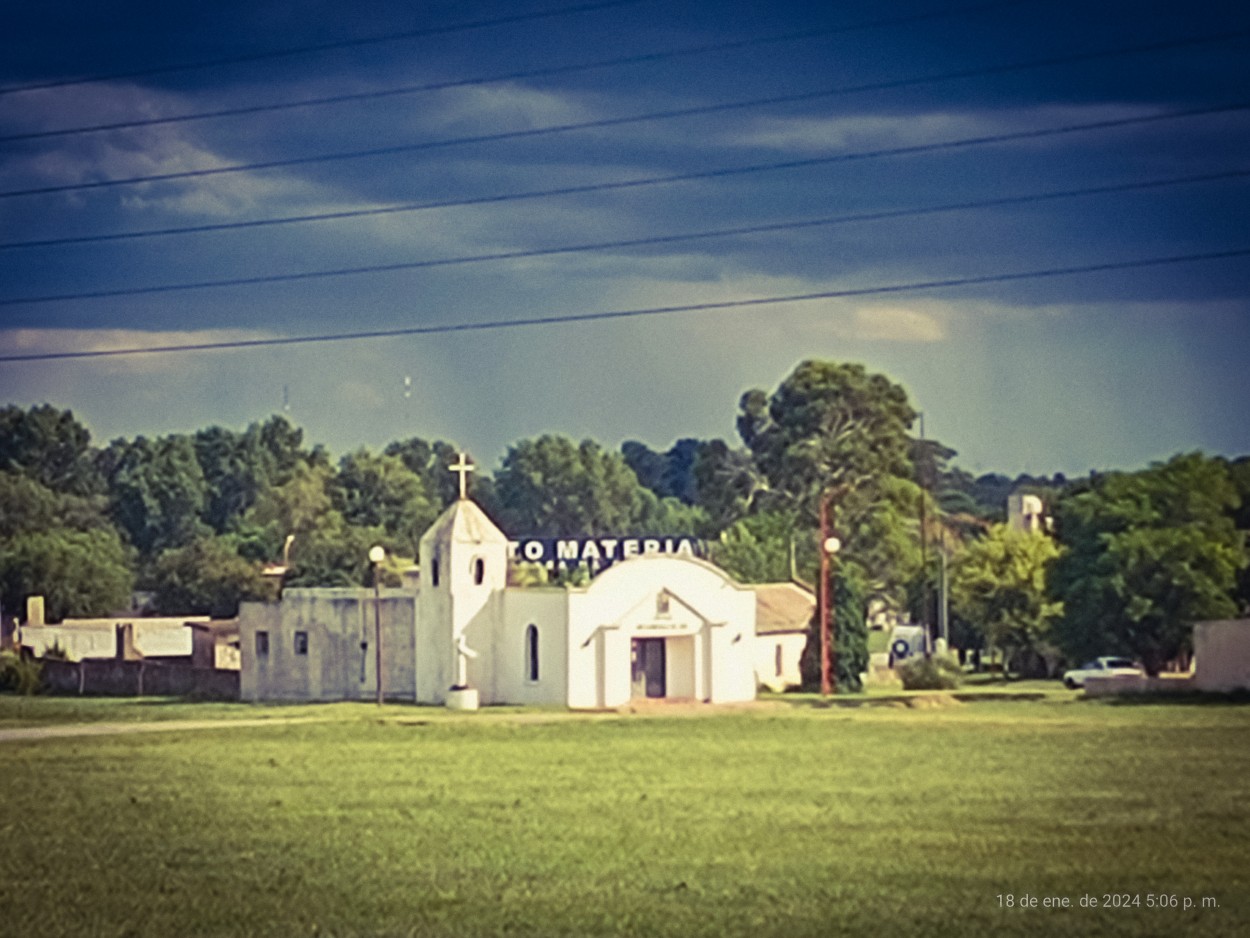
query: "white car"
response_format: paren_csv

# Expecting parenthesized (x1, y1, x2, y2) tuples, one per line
(1062, 657, 1141, 689)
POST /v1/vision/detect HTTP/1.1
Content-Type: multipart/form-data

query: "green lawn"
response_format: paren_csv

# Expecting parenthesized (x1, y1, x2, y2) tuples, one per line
(1, 695, 1247, 937)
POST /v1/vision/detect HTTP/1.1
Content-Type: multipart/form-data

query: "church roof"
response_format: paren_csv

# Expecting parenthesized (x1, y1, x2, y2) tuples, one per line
(755, 582, 815, 635)
(418, 498, 509, 549)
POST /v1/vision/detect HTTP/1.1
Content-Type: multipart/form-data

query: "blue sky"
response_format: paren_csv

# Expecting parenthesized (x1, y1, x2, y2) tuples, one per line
(1, 0, 1247, 476)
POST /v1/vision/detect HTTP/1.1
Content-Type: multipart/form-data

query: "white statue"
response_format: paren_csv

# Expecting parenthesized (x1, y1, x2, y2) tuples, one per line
(454, 633, 478, 689)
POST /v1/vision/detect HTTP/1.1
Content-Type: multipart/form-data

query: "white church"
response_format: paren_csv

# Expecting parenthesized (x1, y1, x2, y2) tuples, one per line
(239, 459, 811, 708)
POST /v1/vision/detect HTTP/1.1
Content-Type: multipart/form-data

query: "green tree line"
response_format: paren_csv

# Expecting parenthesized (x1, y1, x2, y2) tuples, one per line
(3, 360, 1247, 685)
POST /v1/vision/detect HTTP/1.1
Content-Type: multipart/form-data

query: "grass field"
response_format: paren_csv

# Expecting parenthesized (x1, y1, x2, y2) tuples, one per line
(1, 694, 1247, 937)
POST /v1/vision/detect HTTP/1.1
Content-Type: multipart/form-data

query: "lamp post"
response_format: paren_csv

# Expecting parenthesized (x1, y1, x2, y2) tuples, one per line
(818, 488, 845, 697)
(369, 545, 386, 706)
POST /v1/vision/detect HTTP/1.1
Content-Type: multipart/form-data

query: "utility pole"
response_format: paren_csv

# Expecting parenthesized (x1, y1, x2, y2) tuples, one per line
(819, 487, 846, 697)
(918, 412, 931, 655)
(369, 545, 386, 705)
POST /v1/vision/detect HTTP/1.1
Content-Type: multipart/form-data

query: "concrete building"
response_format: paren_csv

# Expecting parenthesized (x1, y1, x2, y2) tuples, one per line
(239, 495, 762, 707)
(753, 582, 814, 692)
(1192, 619, 1250, 692)
(19, 594, 204, 661)
(1007, 493, 1047, 533)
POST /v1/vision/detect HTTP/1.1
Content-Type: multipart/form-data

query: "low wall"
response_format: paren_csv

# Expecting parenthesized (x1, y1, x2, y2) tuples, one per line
(1083, 673, 1196, 697)
(40, 659, 240, 700)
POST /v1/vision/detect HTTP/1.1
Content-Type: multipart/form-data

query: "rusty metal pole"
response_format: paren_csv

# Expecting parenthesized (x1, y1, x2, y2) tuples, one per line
(819, 492, 831, 697)
(828, 496, 839, 696)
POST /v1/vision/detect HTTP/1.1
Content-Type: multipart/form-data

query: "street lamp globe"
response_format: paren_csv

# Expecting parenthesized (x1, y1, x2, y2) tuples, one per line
(823, 536, 842, 555)
(368, 545, 386, 565)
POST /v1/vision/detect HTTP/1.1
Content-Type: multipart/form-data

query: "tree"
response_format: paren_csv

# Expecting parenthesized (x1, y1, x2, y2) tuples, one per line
(384, 437, 466, 509)
(0, 528, 133, 621)
(0, 472, 112, 539)
(0, 404, 100, 494)
(798, 561, 870, 692)
(621, 440, 669, 497)
(242, 462, 388, 587)
(492, 435, 642, 536)
(331, 449, 435, 547)
(621, 438, 702, 505)
(194, 416, 319, 534)
(150, 537, 271, 618)
(629, 489, 709, 537)
(737, 360, 917, 519)
(737, 361, 922, 633)
(1050, 453, 1247, 675)
(690, 439, 762, 534)
(949, 524, 1063, 677)
(711, 510, 808, 584)
(1225, 456, 1250, 614)
(104, 434, 209, 558)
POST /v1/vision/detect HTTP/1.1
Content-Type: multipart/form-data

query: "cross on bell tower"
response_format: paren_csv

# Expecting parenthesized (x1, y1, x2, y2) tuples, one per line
(449, 452, 475, 500)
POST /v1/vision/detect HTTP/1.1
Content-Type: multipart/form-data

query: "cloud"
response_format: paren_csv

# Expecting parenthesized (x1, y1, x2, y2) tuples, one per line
(848, 305, 946, 342)
(0, 327, 281, 375)
(409, 81, 595, 135)
(724, 103, 1155, 153)
(0, 82, 343, 217)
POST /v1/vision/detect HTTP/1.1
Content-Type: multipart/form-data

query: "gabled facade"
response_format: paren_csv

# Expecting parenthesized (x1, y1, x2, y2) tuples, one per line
(238, 497, 759, 707)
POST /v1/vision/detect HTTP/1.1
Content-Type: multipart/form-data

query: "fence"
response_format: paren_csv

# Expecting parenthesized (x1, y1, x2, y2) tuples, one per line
(40, 658, 240, 700)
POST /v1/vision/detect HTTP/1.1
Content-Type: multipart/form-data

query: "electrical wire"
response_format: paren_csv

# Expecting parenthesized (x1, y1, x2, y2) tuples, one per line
(2, 168, 1244, 305)
(2, 247, 1245, 363)
(0, 0, 649, 96)
(0, 104, 1242, 254)
(2, 29, 1245, 200)
(0, 0, 1034, 143)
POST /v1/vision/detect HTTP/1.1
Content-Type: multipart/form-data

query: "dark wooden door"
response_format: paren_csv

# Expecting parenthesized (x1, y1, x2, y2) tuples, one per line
(631, 638, 666, 698)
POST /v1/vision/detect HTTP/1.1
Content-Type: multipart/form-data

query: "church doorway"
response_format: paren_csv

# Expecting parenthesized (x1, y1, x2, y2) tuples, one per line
(631, 638, 666, 698)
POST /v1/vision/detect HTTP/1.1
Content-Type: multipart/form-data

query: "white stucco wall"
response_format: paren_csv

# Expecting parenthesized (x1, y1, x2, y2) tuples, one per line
(497, 590, 569, 706)
(238, 589, 415, 702)
(416, 499, 511, 704)
(22, 618, 198, 661)
(755, 631, 807, 692)
(564, 555, 757, 708)
(1194, 620, 1250, 692)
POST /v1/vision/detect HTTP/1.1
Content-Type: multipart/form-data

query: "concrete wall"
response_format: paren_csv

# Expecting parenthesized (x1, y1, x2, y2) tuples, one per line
(564, 556, 757, 708)
(238, 589, 416, 702)
(1194, 620, 1250, 692)
(755, 631, 807, 692)
(22, 618, 199, 661)
(41, 658, 239, 700)
(497, 590, 568, 706)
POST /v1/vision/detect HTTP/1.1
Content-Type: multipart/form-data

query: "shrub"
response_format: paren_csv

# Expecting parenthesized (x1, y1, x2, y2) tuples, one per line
(897, 654, 963, 691)
(0, 651, 43, 695)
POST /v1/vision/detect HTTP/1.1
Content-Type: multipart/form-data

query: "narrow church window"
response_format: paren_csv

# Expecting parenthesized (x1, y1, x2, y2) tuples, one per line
(432, 557, 440, 587)
(256, 631, 269, 656)
(656, 592, 670, 616)
(775, 642, 783, 677)
(294, 631, 309, 656)
(473, 557, 485, 585)
(525, 624, 539, 682)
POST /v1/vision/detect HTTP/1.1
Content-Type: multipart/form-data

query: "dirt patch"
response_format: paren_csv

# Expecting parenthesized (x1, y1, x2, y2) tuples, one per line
(904, 693, 963, 709)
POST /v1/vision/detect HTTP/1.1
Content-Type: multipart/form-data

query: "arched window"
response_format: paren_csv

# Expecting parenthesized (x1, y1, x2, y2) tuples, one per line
(525, 624, 539, 682)
(472, 556, 485, 585)
(431, 556, 440, 587)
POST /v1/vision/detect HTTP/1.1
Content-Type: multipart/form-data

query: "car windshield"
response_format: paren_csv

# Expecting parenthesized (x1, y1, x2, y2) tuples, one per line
(1106, 658, 1135, 669)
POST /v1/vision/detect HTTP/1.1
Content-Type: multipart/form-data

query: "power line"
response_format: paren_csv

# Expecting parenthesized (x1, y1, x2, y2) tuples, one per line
(3, 30, 1245, 201)
(0, 0, 648, 96)
(3, 168, 1244, 306)
(0, 0, 1033, 143)
(2, 247, 1245, 364)
(1, 103, 1242, 253)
